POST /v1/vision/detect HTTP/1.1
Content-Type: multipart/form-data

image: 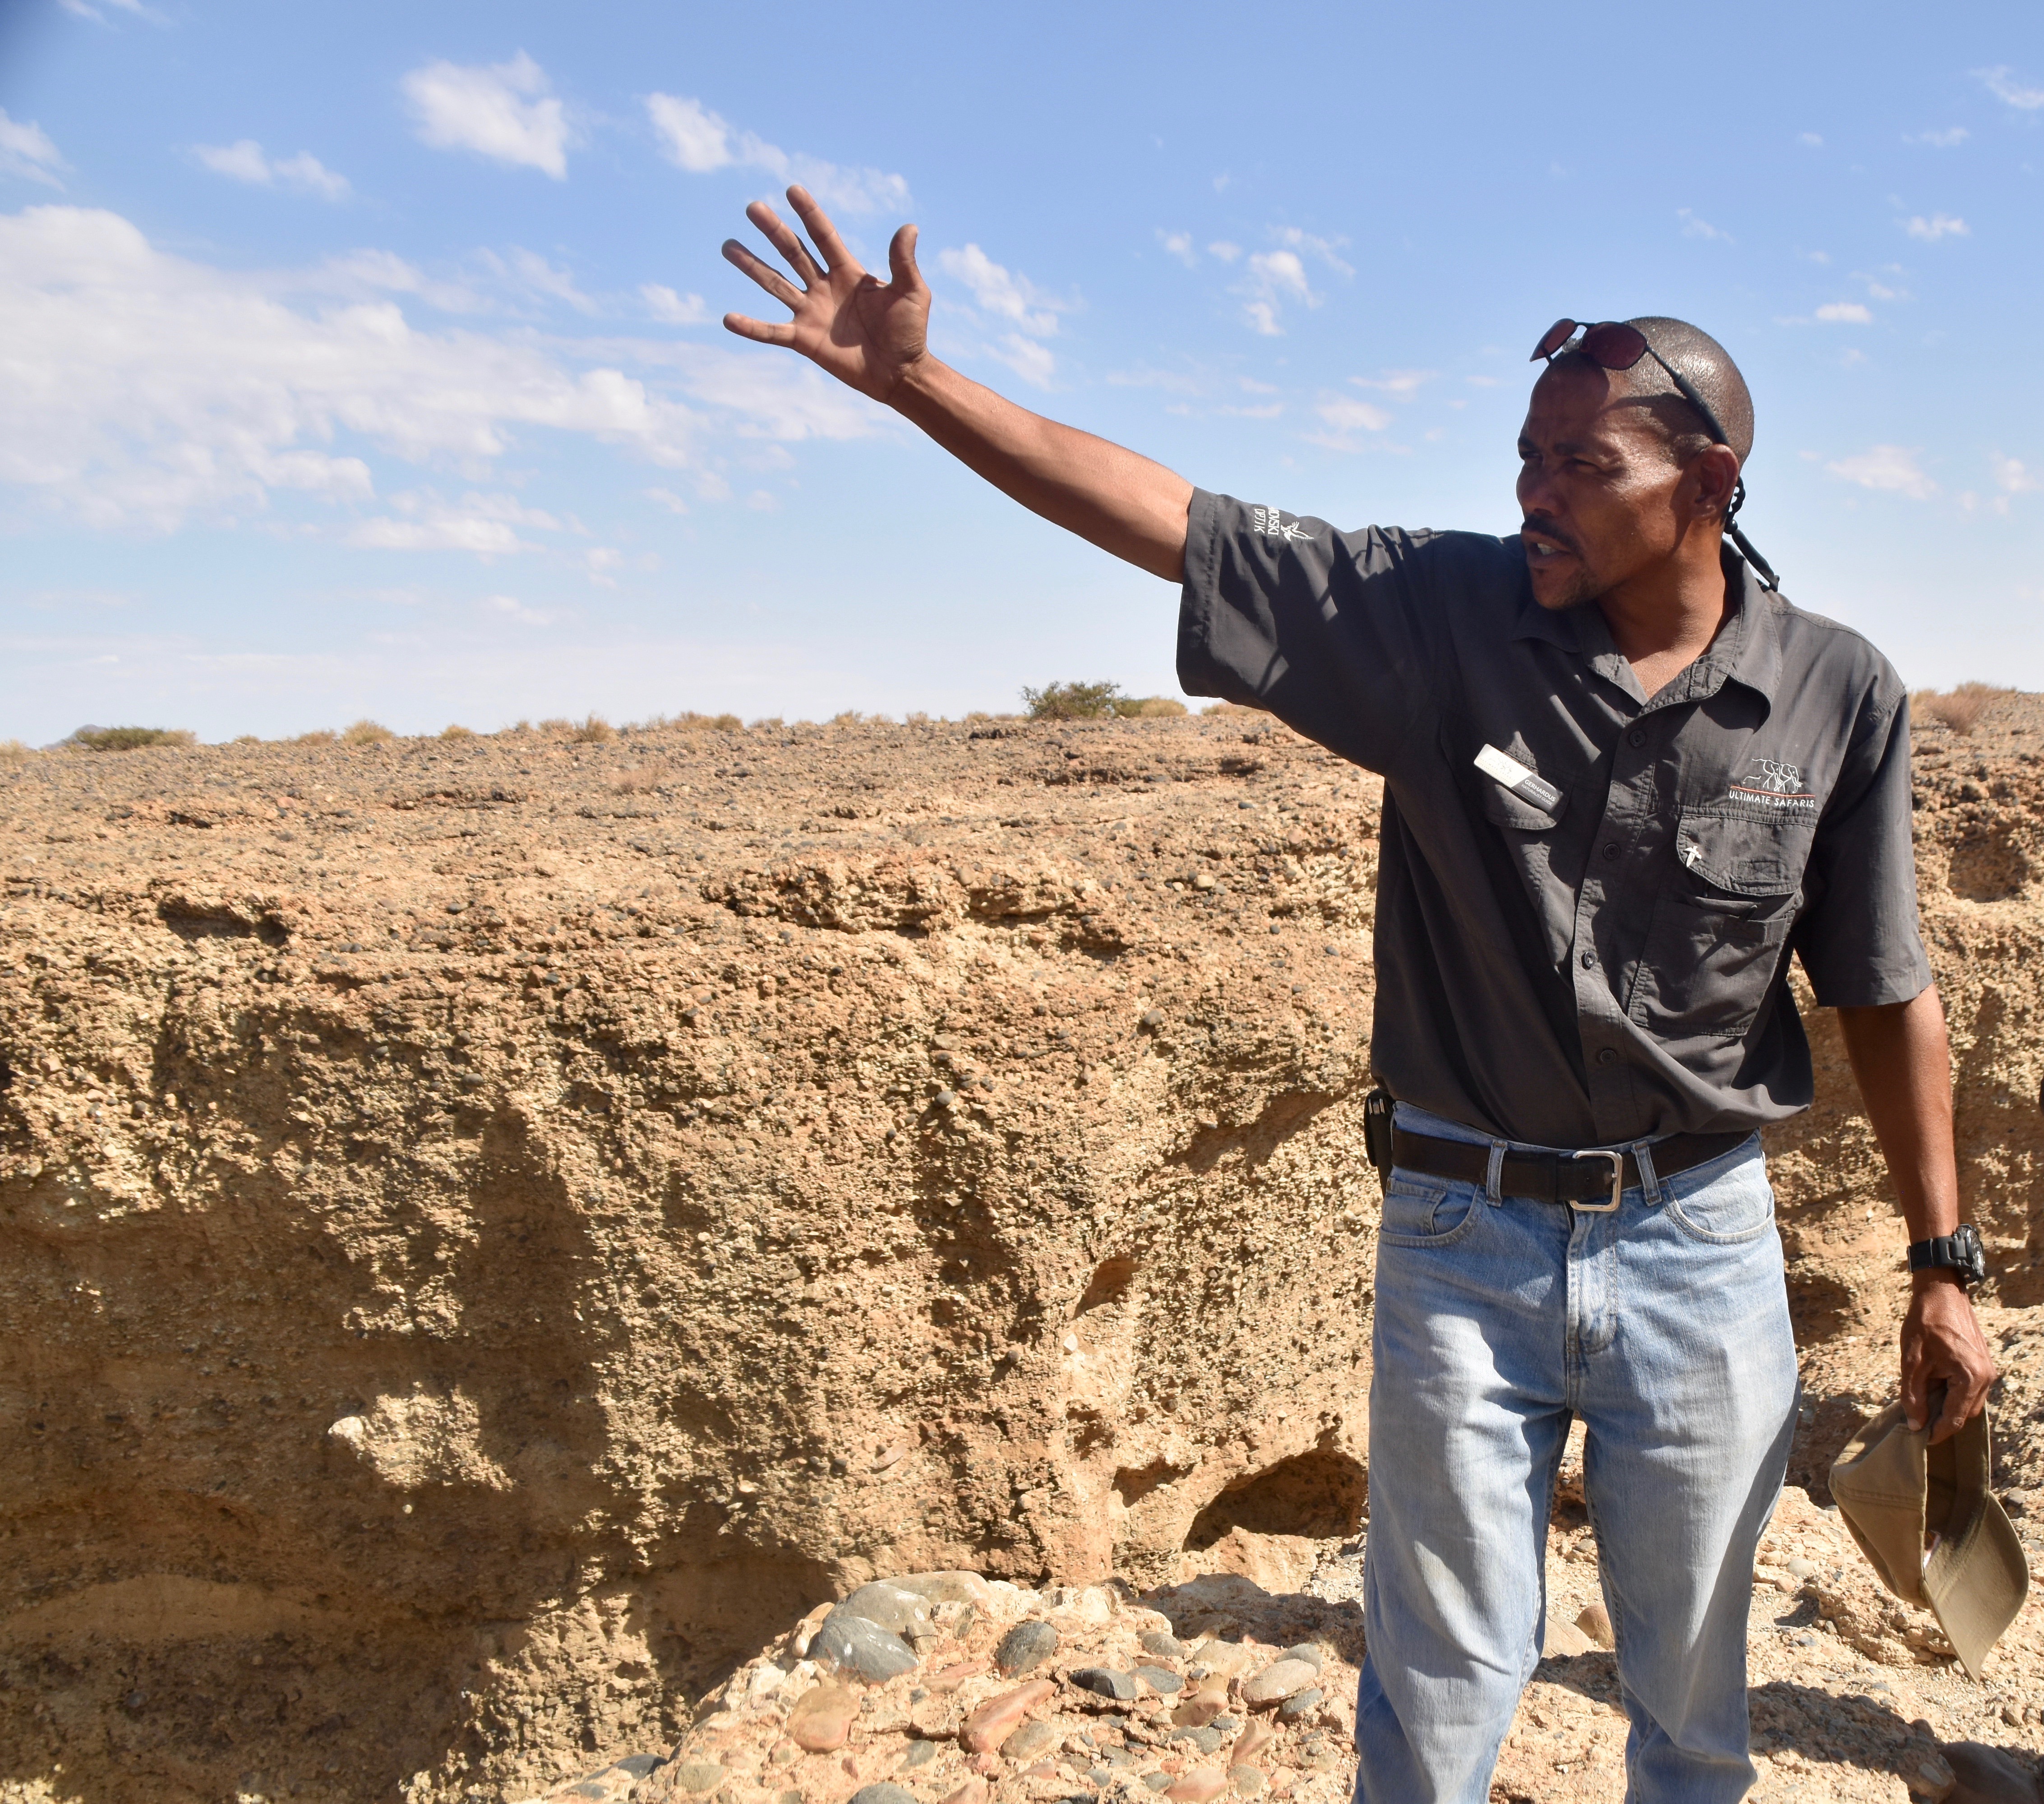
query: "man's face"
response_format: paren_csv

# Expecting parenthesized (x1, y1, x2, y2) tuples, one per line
(1515, 362, 1691, 611)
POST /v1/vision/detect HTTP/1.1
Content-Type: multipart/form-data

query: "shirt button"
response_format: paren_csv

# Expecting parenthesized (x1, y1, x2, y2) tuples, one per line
(1580, 949, 1598, 968)
(1596, 1047, 1620, 1066)
(1628, 727, 1646, 748)
(1602, 842, 1620, 860)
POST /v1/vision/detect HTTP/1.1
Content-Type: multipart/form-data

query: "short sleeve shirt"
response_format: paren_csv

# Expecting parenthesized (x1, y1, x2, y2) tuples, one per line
(1177, 490, 1932, 1149)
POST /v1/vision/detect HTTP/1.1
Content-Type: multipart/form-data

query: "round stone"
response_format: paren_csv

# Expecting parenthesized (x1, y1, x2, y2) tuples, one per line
(833, 1581, 936, 1638)
(1241, 1658, 1318, 1706)
(1002, 1720, 1060, 1763)
(851, 1786, 918, 1804)
(670, 1765, 726, 1795)
(994, 1618, 1060, 1676)
(1275, 1689, 1323, 1725)
(810, 1612, 918, 1683)
(1278, 1644, 1323, 1673)
(1140, 1630, 1185, 1661)
(1136, 1665, 1183, 1694)
(1070, 1667, 1139, 1702)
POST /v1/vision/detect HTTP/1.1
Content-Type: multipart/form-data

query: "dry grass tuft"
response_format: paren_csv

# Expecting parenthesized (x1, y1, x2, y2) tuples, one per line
(291, 729, 337, 746)
(1913, 682, 2014, 736)
(1200, 701, 1268, 718)
(341, 719, 397, 746)
(0, 739, 32, 766)
(67, 726, 196, 751)
(440, 723, 477, 740)
(1113, 696, 1189, 718)
(637, 711, 744, 733)
(569, 714, 614, 744)
(609, 764, 671, 794)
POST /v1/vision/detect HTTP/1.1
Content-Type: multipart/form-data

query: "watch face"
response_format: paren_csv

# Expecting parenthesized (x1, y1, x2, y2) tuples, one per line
(1953, 1224, 1988, 1285)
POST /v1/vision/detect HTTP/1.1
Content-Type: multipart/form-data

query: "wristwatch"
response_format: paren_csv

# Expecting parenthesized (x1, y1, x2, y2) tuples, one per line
(1906, 1224, 1987, 1289)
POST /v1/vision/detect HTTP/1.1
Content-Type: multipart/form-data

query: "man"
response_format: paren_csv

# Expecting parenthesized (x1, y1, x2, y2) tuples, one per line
(721, 188, 1998, 1802)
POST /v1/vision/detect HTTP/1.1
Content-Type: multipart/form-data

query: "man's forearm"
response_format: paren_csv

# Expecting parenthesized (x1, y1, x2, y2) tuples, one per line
(891, 357, 1193, 582)
(1835, 985, 1961, 1246)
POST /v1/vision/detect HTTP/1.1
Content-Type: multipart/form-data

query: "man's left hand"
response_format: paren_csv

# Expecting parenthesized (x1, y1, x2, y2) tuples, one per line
(1900, 1274, 1997, 1443)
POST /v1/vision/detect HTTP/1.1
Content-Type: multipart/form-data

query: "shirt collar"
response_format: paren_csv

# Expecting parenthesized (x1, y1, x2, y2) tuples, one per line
(1509, 541, 1783, 711)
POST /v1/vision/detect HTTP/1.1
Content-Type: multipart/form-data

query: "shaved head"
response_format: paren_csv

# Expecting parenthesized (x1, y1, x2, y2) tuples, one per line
(1550, 316, 1754, 471)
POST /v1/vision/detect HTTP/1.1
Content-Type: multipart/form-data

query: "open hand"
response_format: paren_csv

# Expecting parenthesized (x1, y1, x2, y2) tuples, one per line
(722, 186, 929, 404)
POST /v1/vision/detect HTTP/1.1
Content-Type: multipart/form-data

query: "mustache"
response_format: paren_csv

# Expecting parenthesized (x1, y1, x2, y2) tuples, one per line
(1519, 515, 1581, 557)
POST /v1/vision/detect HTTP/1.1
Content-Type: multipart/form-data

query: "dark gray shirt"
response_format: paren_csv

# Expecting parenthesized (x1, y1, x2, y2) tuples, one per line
(1177, 489, 1931, 1148)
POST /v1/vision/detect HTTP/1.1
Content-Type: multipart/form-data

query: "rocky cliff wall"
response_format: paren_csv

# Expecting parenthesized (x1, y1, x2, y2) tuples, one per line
(0, 704, 2038, 1803)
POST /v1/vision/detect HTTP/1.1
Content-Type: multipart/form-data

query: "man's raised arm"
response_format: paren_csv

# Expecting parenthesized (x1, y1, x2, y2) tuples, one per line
(723, 186, 1194, 582)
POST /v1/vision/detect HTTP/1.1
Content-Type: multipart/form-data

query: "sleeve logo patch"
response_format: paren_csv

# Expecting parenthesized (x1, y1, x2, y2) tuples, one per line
(1729, 757, 1818, 811)
(1251, 505, 1315, 543)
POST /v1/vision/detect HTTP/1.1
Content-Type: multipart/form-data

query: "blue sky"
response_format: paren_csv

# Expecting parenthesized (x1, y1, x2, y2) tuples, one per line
(0, 0, 2040, 741)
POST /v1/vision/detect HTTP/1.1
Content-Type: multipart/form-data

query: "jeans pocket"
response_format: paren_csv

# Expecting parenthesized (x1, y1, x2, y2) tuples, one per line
(1664, 1141, 1774, 1244)
(1379, 1173, 1482, 1247)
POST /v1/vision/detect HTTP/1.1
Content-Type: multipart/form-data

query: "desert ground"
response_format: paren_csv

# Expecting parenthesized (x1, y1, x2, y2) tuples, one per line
(1, 693, 2039, 1804)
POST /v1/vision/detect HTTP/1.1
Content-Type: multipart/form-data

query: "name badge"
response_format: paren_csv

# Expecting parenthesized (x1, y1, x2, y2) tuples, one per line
(1475, 743, 1563, 814)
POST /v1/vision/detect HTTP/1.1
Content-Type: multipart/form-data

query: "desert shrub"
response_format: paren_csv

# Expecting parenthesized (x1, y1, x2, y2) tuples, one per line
(750, 716, 784, 732)
(1913, 682, 2013, 736)
(66, 725, 196, 751)
(440, 723, 476, 739)
(0, 739, 31, 765)
(292, 729, 337, 746)
(341, 719, 396, 746)
(1022, 680, 1122, 720)
(230, 734, 262, 746)
(570, 714, 614, 744)
(1112, 695, 1189, 718)
(610, 764, 670, 794)
(1200, 700, 1267, 717)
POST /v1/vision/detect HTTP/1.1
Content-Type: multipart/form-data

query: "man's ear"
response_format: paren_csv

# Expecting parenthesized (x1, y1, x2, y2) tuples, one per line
(1691, 445, 1741, 522)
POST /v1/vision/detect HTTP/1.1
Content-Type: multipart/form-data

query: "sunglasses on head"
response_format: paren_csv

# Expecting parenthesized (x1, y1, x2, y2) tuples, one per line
(1532, 318, 1779, 591)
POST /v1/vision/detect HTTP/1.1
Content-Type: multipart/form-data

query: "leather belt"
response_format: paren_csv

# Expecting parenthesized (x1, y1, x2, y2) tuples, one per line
(1389, 1126, 1752, 1213)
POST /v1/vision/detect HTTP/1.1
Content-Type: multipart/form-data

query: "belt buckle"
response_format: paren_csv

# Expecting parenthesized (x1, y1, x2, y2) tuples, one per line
(1569, 1149, 1624, 1214)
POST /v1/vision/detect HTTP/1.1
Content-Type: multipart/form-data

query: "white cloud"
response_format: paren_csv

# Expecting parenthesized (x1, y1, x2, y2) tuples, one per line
(988, 335, 1057, 389)
(491, 247, 595, 313)
(642, 486, 691, 514)
(1798, 131, 1824, 147)
(0, 109, 64, 188)
(1306, 394, 1392, 449)
(1229, 230, 1348, 336)
(641, 283, 708, 326)
(1978, 66, 2044, 110)
(481, 593, 556, 625)
(0, 204, 887, 535)
(1272, 227, 1353, 277)
(1678, 207, 1732, 243)
(1906, 127, 1969, 147)
(1904, 213, 1968, 241)
(644, 92, 908, 215)
(1206, 240, 1241, 263)
(351, 490, 561, 554)
(1157, 230, 1196, 267)
(194, 140, 351, 200)
(1815, 301, 1873, 323)
(1827, 445, 1934, 500)
(402, 52, 568, 179)
(1993, 456, 2040, 495)
(57, 0, 161, 22)
(936, 244, 1065, 336)
(1352, 370, 1433, 401)
(585, 546, 625, 586)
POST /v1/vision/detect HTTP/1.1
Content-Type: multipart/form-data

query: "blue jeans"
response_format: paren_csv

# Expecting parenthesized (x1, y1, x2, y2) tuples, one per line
(1353, 1105, 1799, 1804)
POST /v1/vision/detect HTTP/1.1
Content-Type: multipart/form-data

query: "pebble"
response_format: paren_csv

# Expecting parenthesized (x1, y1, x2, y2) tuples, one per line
(832, 1582, 936, 1638)
(994, 1619, 1060, 1676)
(787, 1682, 859, 1753)
(1140, 1630, 1186, 1661)
(1786, 1558, 1819, 1579)
(899, 1742, 937, 1770)
(667, 1765, 726, 1795)
(1231, 1722, 1275, 1767)
(1070, 1667, 1139, 1701)
(1001, 1721, 1061, 1763)
(810, 1612, 919, 1682)
(1278, 1645, 1323, 1673)
(1275, 1689, 1322, 1726)
(1227, 1767, 1265, 1796)
(1165, 1771, 1228, 1802)
(1241, 1659, 1318, 1706)
(849, 1787, 917, 1804)
(1169, 1727, 1224, 1753)
(1172, 1685, 1229, 1729)
(960, 1679, 1057, 1753)
(1137, 1665, 1184, 1694)
(893, 1571, 995, 1609)
(939, 1780, 987, 1804)
(1574, 1602, 1614, 1650)
(1144, 1776, 1175, 1793)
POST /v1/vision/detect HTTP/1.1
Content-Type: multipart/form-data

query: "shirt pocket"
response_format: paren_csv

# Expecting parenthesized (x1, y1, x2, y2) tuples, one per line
(1629, 807, 1816, 1045)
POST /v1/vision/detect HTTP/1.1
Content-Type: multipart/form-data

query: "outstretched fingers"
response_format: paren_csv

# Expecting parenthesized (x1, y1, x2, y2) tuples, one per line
(785, 185, 859, 276)
(720, 239, 804, 313)
(743, 198, 825, 287)
(723, 311, 795, 346)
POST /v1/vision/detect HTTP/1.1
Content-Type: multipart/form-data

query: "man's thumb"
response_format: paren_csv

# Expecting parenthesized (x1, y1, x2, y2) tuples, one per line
(889, 223, 922, 289)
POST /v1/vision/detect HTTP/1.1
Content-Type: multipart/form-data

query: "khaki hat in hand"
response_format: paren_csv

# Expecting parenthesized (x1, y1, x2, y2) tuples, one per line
(1829, 1399, 2029, 1680)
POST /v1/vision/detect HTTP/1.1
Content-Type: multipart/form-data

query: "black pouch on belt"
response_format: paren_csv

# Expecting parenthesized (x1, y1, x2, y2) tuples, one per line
(1363, 1087, 1395, 1176)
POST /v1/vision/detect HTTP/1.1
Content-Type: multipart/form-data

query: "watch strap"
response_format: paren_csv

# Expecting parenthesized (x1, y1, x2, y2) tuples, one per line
(1907, 1226, 1985, 1284)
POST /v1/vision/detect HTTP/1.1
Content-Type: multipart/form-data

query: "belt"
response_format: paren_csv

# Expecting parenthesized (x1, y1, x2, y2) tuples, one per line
(1389, 1126, 1752, 1213)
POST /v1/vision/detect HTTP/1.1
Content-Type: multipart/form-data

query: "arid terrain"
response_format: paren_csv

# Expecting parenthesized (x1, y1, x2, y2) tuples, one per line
(1, 695, 2040, 1804)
